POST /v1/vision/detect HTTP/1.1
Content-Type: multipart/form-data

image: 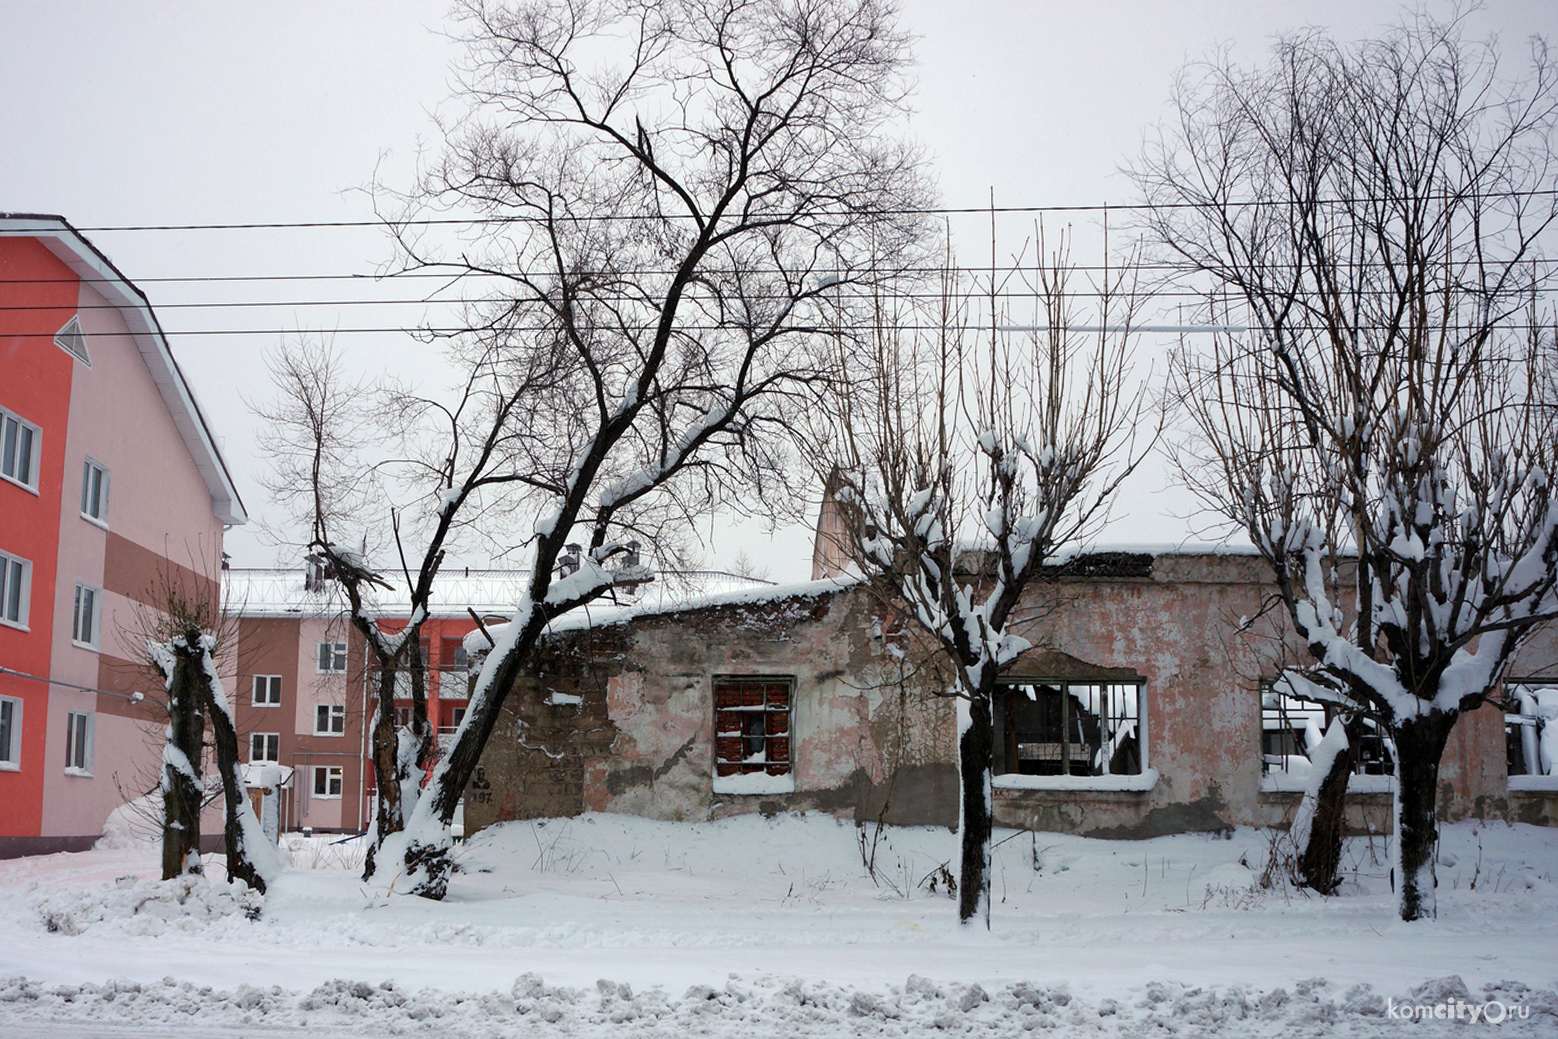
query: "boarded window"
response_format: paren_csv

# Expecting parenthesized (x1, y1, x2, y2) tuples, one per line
(713, 677, 792, 778)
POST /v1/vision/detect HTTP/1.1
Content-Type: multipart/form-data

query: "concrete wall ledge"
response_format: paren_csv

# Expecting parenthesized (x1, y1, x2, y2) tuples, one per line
(992, 769, 1159, 793)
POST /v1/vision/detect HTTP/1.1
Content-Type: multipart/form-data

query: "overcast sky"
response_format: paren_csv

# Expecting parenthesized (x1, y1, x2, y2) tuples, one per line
(4, 1, 1554, 581)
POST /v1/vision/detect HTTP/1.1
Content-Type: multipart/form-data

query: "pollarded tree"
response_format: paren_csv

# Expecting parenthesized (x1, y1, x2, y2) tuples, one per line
(366, 0, 928, 896)
(1136, 12, 1558, 919)
(817, 233, 1148, 926)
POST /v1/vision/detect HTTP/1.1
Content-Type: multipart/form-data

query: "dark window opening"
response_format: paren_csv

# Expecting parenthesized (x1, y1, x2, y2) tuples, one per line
(993, 681, 1142, 777)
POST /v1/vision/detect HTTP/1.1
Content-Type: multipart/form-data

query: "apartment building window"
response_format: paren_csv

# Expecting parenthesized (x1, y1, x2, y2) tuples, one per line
(713, 677, 793, 792)
(316, 641, 348, 673)
(249, 732, 280, 763)
(441, 637, 469, 673)
(312, 766, 343, 798)
(64, 711, 93, 774)
(80, 459, 109, 525)
(0, 551, 30, 629)
(0, 696, 22, 770)
(0, 407, 41, 492)
(314, 703, 346, 735)
(252, 675, 282, 706)
(72, 584, 101, 649)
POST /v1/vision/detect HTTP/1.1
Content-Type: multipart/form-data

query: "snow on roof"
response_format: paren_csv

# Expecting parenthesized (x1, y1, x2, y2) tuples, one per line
(224, 567, 791, 619)
(0, 213, 246, 524)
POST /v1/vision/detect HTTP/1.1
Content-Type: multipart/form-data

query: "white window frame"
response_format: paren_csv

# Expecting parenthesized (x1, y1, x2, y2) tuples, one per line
(71, 583, 102, 649)
(64, 710, 93, 775)
(0, 696, 22, 770)
(0, 407, 42, 494)
(314, 703, 346, 736)
(312, 765, 343, 798)
(54, 315, 90, 365)
(251, 674, 282, 707)
(316, 641, 348, 674)
(249, 732, 280, 763)
(0, 551, 30, 630)
(80, 458, 109, 526)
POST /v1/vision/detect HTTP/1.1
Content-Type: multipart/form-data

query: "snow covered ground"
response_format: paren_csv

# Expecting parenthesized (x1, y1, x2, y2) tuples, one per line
(0, 814, 1554, 1036)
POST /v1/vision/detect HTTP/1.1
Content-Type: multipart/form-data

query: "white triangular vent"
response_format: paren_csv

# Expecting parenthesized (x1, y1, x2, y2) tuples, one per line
(54, 316, 90, 364)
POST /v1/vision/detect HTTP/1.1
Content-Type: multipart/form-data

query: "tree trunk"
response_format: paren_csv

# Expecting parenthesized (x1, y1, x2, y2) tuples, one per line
(394, 609, 553, 898)
(363, 664, 404, 881)
(1297, 715, 1363, 894)
(160, 633, 206, 881)
(958, 692, 994, 927)
(203, 675, 268, 893)
(1393, 710, 1456, 922)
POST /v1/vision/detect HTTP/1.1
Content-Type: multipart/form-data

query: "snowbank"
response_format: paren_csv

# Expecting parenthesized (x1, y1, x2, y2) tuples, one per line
(33, 874, 262, 938)
(2, 814, 1556, 1036)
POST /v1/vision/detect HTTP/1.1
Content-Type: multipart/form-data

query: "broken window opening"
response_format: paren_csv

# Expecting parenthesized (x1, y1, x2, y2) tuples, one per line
(993, 681, 1143, 777)
(1259, 683, 1395, 779)
(1506, 683, 1557, 778)
(713, 677, 792, 778)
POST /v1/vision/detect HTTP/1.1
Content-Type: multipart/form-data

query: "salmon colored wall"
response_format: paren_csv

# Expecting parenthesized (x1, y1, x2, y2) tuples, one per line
(0, 238, 79, 838)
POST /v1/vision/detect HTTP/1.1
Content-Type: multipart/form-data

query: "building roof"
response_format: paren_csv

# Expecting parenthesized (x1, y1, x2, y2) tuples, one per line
(223, 567, 780, 618)
(0, 213, 247, 525)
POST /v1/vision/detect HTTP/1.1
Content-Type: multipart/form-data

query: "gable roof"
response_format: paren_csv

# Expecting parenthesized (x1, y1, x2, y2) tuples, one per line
(0, 213, 247, 525)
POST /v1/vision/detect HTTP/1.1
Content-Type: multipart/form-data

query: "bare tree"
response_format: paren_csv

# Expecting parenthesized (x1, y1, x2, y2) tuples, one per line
(1136, 11, 1558, 919)
(258, 334, 590, 878)
(335, 0, 930, 896)
(815, 230, 1149, 925)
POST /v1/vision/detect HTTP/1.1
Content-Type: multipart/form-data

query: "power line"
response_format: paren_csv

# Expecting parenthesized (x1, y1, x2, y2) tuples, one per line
(62, 187, 1558, 232)
(4, 322, 1553, 339)
(6, 282, 1551, 313)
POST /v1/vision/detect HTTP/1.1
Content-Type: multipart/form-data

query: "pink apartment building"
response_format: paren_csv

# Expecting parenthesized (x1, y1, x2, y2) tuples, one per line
(0, 214, 245, 857)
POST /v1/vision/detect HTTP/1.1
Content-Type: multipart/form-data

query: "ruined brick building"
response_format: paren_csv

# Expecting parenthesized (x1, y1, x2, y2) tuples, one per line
(463, 511, 1558, 839)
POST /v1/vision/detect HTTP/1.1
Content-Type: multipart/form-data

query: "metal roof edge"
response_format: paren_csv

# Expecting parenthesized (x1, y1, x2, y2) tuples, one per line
(0, 213, 248, 525)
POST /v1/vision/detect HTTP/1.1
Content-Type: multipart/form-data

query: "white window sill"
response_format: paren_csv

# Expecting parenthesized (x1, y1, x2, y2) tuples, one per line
(712, 772, 796, 795)
(0, 619, 28, 633)
(312, 793, 342, 800)
(252, 702, 281, 708)
(1, 475, 40, 496)
(1260, 772, 1396, 794)
(1509, 775, 1558, 792)
(992, 768, 1159, 793)
(0, 761, 20, 772)
(312, 731, 346, 738)
(63, 767, 93, 778)
(80, 513, 109, 531)
(71, 641, 99, 652)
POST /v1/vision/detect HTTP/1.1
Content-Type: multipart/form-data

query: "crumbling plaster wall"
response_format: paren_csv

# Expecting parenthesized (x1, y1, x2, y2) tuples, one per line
(465, 553, 1542, 840)
(464, 584, 960, 836)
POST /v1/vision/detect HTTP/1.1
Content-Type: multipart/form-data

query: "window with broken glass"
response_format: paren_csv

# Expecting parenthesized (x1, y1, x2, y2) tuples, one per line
(1506, 682, 1556, 779)
(993, 681, 1144, 776)
(713, 677, 792, 779)
(1260, 683, 1394, 779)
